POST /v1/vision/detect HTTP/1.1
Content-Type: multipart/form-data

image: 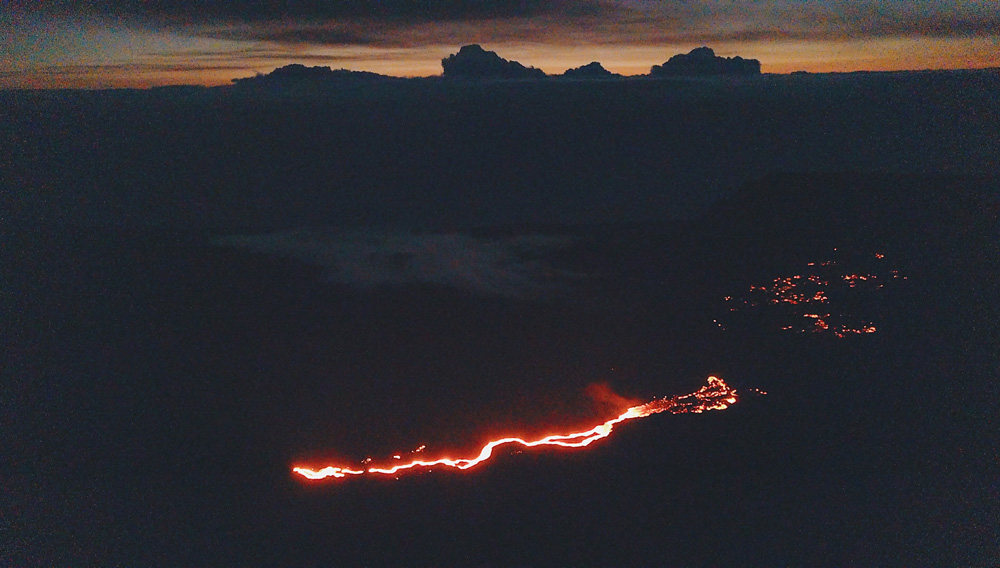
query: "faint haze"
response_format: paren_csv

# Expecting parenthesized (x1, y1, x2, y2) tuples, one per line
(213, 230, 580, 298)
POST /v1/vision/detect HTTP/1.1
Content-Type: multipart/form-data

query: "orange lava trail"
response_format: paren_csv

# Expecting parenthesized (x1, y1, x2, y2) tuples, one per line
(293, 376, 739, 481)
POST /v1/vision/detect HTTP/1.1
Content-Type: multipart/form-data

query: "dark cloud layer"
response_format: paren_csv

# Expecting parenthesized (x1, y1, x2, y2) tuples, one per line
(199, 2, 1000, 47)
(24, 0, 593, 23)
(9, 1, 999, 45)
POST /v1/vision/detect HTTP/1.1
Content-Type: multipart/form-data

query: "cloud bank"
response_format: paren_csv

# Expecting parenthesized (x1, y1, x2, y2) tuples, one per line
(12, 1, 1000, 46)
(213, 229, 581, 298)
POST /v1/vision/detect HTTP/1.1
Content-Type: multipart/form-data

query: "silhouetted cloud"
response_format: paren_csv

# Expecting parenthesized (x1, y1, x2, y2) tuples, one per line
(441, 45, 545, 78)
(213, 230, 580, 298)
(560, 61, 619, 79)
(231, 63, 392, 86)
(650, 47, 760, 76)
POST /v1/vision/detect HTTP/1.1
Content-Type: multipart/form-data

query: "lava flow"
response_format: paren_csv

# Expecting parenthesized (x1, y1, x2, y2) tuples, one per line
(293, 376, 739, 481)
(719, 251, 905, 336)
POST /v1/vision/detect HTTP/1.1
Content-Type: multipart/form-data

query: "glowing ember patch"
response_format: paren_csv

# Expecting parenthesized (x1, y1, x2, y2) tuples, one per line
(720, 250, 903, 336)
(293, 376, 740, 481)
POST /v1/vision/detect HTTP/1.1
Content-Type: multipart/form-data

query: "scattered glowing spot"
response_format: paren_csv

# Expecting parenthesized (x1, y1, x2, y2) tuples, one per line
(293, 376, 742, 481)
(719, 251, 904, 336)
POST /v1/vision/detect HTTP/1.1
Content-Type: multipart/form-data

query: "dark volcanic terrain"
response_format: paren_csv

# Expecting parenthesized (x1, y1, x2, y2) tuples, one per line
(3, 71, 999, 566)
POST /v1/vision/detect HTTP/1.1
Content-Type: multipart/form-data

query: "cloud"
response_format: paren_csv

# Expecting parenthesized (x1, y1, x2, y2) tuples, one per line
(441, 44, 545, 78)
(1, 62, 248, 75)
(8, 2, 998, 52)
(178, 2, 1000, 49)
(841, 6, 1000, 39)
(213, 229, 581, 298)
(561, 61, 619, 78)
(19, 0, 595, 25)
(650, 46, 760, 76)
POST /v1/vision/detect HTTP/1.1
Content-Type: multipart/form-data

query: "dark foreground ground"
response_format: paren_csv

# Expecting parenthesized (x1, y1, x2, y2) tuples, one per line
(3, 73, 1000, 566)
(2, 69, 998, 229)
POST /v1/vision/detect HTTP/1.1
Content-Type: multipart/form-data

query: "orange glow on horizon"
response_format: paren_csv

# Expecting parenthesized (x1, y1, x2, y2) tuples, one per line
(293, 376, 741, 481)
(3, 35, 997, 90)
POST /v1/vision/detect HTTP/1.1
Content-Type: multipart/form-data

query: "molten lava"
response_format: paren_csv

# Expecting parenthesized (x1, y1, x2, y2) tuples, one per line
(720, 251, 904, 336)
(293, 376, 739, 481)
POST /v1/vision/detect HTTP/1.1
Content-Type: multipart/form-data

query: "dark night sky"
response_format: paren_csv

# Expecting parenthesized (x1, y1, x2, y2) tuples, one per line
(3, 1, 999, 87)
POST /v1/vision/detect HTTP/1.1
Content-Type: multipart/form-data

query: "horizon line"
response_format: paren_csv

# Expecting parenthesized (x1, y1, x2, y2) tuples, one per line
(3, 64, 999, 92)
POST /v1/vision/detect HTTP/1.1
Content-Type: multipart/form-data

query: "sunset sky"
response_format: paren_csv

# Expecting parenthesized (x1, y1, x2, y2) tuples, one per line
(3, 1, 998, 88)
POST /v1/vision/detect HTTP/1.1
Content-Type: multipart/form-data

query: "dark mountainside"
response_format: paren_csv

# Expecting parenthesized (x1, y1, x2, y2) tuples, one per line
(3, 70, 999, 566)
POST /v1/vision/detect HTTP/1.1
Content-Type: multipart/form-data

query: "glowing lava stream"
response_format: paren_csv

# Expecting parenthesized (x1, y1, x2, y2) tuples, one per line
(293, 376, 740, 481)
